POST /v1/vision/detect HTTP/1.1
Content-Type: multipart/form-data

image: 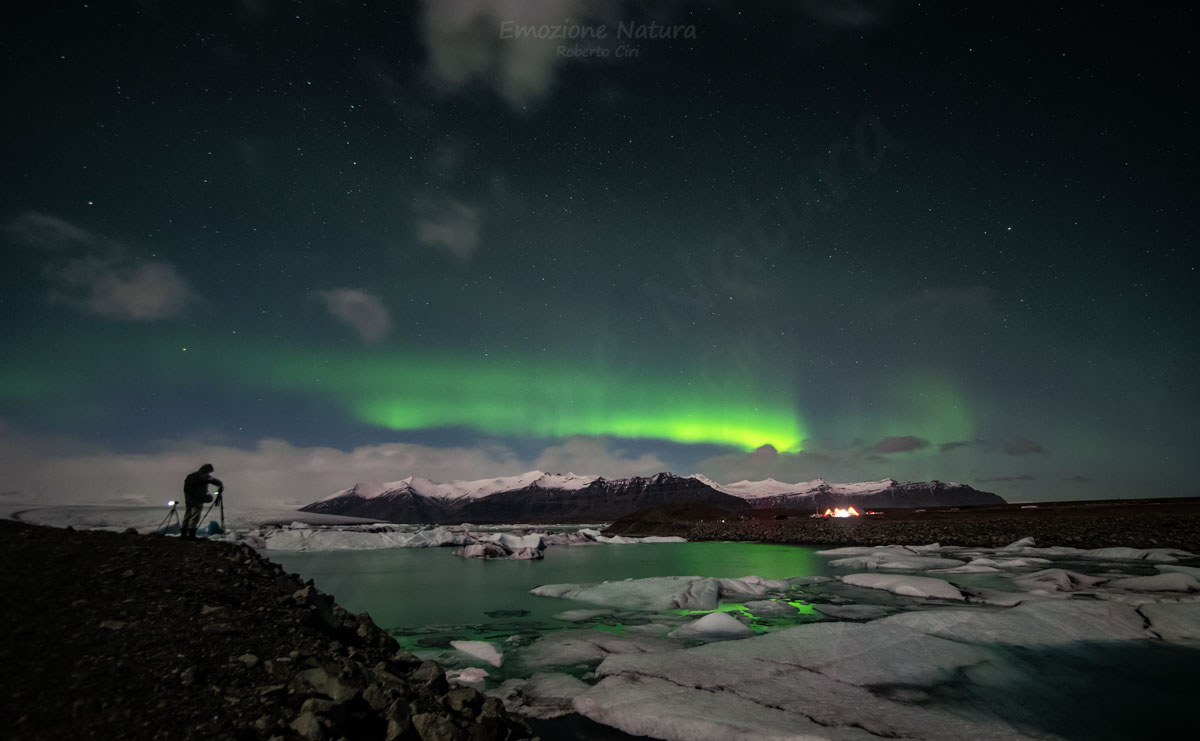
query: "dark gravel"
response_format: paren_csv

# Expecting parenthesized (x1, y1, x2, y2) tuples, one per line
(682, 512, 1200, 551)
(0, 520, 532, 741)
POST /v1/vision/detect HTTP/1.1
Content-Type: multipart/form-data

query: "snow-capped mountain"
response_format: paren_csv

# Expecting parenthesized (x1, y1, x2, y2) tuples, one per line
(301, 471, 1005, 524)
(300, 471, 747, 524)
(690, 475, 1001, 510)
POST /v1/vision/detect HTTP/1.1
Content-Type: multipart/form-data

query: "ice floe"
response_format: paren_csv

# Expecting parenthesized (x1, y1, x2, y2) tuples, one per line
(669, 612, 753, 640)
(450, 640, 504, 667)
(839, 573, 966, 600)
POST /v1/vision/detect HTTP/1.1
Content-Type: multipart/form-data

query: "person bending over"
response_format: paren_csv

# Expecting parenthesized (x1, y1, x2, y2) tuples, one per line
(181, 463, 223, 539)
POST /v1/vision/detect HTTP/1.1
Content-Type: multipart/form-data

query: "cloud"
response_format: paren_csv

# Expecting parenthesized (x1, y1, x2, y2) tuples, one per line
(419, 0, 615, 108)
(315, 288, 392, 343)
(881, 286, 997, 320)
(938, 437, 1049, 456)
(4, 211, 96, 248)
(52, 256, 195, 321)
(0, 425, 666, 507)
(977, 474, 1035, 483)
(6, 211, 198, 321)
(414, 196, 481, 260)
(533, 435, 667, 477)
(869, 435, 930, 454)
(1003, 438, 1048, 456)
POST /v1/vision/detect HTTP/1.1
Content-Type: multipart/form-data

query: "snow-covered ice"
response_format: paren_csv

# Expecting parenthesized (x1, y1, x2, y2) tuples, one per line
(669, 612, 753, 640)
(450, 640, 503, 667)
(839, 573, 966, 600)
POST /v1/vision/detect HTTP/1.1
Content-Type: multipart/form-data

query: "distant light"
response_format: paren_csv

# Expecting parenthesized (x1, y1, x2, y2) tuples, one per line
(167, 500, 175, 506)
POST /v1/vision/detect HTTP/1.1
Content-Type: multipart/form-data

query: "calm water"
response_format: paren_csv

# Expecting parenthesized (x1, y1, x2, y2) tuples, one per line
(268, 541, 830, 632)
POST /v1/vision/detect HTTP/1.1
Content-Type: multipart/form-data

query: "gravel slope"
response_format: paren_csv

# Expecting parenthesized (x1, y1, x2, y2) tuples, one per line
(0, 520, 532, 741)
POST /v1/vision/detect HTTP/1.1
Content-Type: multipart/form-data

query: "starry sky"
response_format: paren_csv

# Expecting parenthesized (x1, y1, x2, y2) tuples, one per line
(2, 1, 1196, 505)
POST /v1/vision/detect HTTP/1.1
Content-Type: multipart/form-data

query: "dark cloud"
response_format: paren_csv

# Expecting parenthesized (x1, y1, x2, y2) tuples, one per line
(937, 438, 1049, 456)
(870, 436, 931, 454)
(977, 474, 1035, 483)
(939, 440, 971, 453)
(881, 286, 997, 321)
(1004, 439, 1049, 456)
(1062, 475, 1092, 483)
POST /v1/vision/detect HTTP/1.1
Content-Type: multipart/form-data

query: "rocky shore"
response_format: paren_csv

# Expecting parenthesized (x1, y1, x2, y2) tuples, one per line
(0, 520, 532, 741)
(681, 510, 1200, 552)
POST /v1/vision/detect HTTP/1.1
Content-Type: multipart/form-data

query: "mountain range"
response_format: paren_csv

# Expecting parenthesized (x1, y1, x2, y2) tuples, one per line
(299, 471, 1005, 524)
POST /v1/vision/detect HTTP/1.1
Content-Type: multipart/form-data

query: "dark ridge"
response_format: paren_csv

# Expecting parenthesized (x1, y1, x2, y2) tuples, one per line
(0, 519, 531, 740)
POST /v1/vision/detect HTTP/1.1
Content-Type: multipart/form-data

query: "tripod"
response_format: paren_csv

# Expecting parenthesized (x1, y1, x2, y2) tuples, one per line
(157, 501, 181, 534)
(199, 491, 226, 535)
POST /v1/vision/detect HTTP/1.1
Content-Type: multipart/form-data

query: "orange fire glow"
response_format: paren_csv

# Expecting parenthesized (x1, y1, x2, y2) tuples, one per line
(823, 506, 861, 518)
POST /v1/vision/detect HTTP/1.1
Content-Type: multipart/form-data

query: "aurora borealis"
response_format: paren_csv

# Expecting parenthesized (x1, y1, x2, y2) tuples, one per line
(1, 2, 1196, 504)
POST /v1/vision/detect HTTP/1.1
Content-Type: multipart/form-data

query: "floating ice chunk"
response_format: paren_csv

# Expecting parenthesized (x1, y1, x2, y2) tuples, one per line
(488, 532, 545, 551)
(840, 573, 965, 600)
(491, 672, 591, 719)
(670, 612, 753, 640)
(879, 599, 1150, 644)
(593, 533, 687, 544)
(575, 674, 880, 741)
(1140, 602, 1200, 642)
(743, 599, 801, 617)
(786, 576, 833, 587)
(553, 609, 614, 623)
(929, 564, 1001, 573)
(817, 544, 920, 557)
(532, 576, 720, 611)
(458, 542, 510, 559)
(1079, 547, 1196, 563)
(541, 531, 600, 546)
(447, 667, 489, 684)
(828, 555, 966, 571)
(1012, 568, 1108, 592)
(969, 556, 1053, 569)
(508, 546, 544, 560)
(261, 524, 471, 551)
(716, 575, 790, 598)
(958, 586, 1035, 606)
(1002, 536, 1036, 549)
(450, 640, 503, 667)
(1156, 564, 1200, 579)
(1107, 573, 1200, 592)
(517, 629, 675, 670)
(587, 622, 1012, 739)
(813, 603, 889, 620)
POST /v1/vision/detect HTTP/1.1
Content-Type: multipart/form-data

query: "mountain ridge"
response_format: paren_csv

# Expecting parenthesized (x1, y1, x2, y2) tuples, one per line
(300, 471, 1006, 524)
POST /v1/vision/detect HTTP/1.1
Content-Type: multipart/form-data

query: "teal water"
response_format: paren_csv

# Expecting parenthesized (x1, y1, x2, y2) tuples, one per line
(268, 541, 831, 632)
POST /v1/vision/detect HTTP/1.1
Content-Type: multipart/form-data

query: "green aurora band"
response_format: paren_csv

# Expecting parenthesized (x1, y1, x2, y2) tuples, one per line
(5, 330, 811, 450)
(259, 350, 807, 451)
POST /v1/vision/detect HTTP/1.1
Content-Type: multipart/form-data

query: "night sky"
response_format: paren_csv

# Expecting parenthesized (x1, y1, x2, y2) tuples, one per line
(2, 1, 1196, 505)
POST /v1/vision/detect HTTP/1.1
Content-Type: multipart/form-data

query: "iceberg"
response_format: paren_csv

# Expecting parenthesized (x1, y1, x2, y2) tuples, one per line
(839, 573, 965, 600)
(1106, 573, 1200, 592)
(669, 612, 753, 640)
(450, 640, 503, 667)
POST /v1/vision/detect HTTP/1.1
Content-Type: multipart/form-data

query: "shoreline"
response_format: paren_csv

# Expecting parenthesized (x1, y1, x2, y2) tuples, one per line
(605, 499, 1200, 552)
(0, 519, 532, 741)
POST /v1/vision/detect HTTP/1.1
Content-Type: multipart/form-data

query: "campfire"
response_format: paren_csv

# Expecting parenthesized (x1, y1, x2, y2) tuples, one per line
(822, 506, 860, 518)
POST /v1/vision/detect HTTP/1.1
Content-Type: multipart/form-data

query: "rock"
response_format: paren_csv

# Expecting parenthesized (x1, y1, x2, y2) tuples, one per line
(410, 661, 449, 694)
(412, 712, 463, 741)
(446, 686, 482, 715)
(290, 710, 324, 740)
(98, 620, 126, 630)
(202, 622, 237, 634)
(180, 666, 197, 687)
(238, 653, 260, 668)
(362, 683, 391, 711)
(301, 697, 337, 715)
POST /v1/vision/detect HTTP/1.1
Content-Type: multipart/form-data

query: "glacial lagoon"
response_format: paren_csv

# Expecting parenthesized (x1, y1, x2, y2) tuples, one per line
(268, 536, 1200, 741)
